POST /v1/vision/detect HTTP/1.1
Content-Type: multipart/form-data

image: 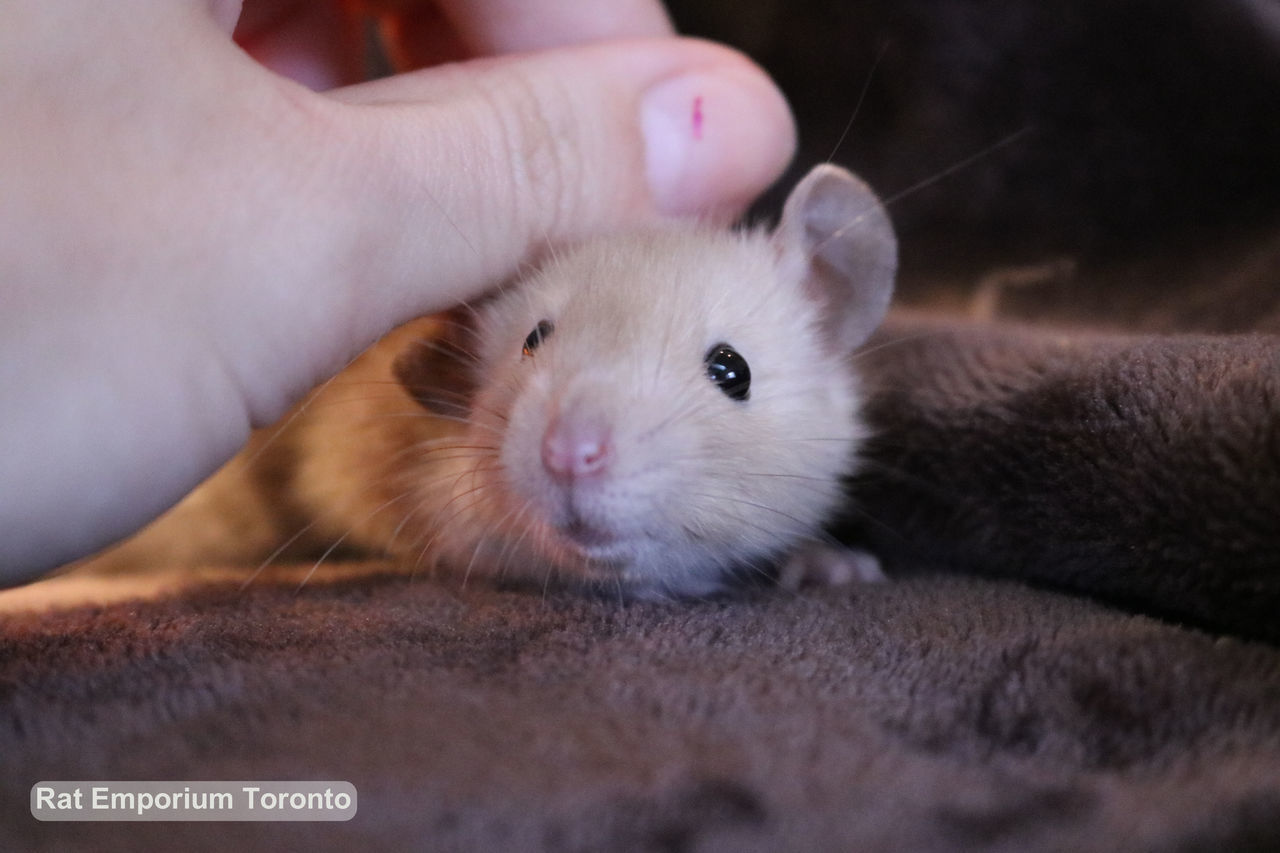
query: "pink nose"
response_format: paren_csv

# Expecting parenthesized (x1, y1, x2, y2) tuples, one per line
(542, 416, 612, 482)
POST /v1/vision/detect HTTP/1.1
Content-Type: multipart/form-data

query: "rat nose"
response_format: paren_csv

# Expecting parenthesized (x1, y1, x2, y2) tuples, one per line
(542, 416, 612, 482)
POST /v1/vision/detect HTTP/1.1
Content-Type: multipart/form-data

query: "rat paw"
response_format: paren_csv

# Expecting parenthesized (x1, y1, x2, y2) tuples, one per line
(777, 545, 886, 590)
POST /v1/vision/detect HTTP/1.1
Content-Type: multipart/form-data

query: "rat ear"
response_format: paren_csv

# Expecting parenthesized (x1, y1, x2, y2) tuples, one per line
(392, 307, 480, 419)
(773, 164, 897, 356)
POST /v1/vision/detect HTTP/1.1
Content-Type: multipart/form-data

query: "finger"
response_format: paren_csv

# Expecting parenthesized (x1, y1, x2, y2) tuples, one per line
(436, 0, 674, 52)
(357, 0, 673, 69)
(310, 38, 795, 348)
(233, 0, 366, 90)
(368, 4, 473, 70)
(206, 0, 244, 34)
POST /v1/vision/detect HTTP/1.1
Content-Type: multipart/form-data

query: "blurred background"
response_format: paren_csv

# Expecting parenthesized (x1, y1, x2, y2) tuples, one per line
(664, 0, 1280, 330)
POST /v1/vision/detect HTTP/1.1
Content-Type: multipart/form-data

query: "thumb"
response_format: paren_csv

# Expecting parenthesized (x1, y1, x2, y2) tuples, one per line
(308, 37, 794, 354)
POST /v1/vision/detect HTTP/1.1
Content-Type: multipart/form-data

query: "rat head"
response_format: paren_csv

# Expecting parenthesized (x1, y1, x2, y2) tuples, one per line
(395, 165, 896, 597)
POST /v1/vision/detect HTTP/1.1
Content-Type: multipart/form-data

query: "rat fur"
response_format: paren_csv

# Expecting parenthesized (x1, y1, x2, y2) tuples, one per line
(72, 165, 897, 598)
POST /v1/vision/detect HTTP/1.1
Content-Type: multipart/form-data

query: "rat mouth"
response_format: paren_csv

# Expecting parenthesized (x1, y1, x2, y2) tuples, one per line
(561, 518, 618, 550)
(554, 516, 636, 565)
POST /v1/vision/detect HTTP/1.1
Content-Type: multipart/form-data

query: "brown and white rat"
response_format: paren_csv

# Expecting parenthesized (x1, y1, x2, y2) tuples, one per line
(75, 164, 897, 598)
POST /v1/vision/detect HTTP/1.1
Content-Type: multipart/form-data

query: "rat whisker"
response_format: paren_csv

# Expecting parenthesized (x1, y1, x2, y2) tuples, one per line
(294, 491, 415, 593)
(882, 126, 1035, 212)
(242, 521, 321, 591)
(685, 491, 822, 537)
(849, 328, 950, 363)
(408, 486, 498, 571)
(824, 40, 889, 164)
(493, 501, 540, 588)
(809, 127, 1034, 264)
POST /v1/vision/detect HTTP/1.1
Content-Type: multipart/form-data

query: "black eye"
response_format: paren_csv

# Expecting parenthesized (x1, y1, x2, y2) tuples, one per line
(522, 320, 553, 357)
(705, 343, 751, 401)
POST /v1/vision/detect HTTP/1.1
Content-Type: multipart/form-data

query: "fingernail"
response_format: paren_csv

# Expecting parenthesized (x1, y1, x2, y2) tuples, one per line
(641, 66, 796, 216)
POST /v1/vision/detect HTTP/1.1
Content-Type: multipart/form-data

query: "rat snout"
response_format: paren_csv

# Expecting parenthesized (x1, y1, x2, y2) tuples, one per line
(541, 413, 613, 484)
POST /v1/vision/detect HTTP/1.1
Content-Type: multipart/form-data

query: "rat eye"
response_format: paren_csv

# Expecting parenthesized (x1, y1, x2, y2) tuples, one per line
(704, 343, 751, 402)
(522, 320, 554, 357)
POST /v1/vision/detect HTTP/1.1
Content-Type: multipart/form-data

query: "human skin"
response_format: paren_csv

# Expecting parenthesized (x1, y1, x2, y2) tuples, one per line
(0, 0, 795, 583)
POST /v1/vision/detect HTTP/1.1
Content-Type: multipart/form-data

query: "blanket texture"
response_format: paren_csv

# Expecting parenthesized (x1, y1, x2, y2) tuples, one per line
(3, 1, 1279, 849)
(4, 569, 1280, 852)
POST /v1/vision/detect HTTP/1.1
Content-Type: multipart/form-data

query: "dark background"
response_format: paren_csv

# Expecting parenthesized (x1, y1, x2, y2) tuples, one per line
(666, 0, 1280, 322)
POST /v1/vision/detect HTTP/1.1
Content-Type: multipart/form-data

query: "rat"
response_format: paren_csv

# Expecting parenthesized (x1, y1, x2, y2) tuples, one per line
(72, 164, 897, 598)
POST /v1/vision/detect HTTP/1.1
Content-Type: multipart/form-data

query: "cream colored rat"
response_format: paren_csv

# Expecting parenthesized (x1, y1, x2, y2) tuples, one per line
(76, 164, 897, 598)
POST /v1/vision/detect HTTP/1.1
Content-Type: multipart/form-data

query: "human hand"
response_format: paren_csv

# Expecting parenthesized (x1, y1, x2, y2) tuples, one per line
(0, 0, 795, 582)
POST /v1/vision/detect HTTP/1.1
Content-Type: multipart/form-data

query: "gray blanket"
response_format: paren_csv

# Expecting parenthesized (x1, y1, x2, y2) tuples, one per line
(4, 567, 1280, 852)
(3, 1, 1279, 849)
